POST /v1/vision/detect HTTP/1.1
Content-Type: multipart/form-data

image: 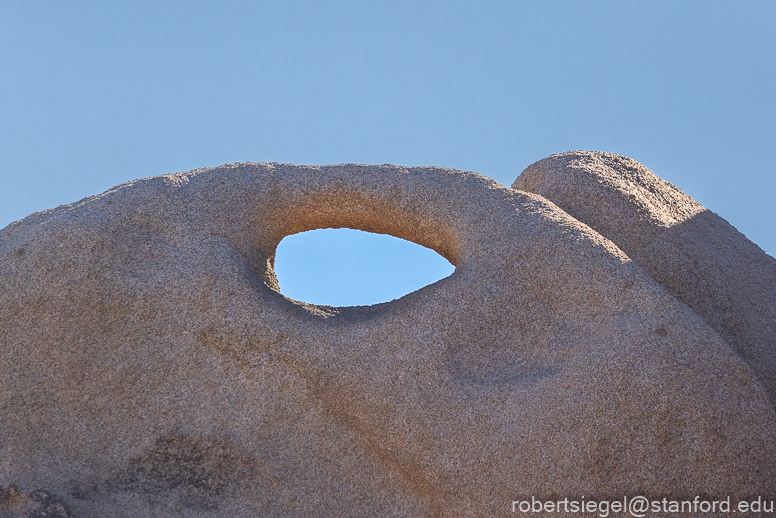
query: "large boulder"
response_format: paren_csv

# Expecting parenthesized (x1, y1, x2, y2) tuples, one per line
(1, 159, 774, 517)
(514, 151, 776, 407)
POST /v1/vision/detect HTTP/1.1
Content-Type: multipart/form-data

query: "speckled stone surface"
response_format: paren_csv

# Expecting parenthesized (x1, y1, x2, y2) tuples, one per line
(1, 160, 774, 517)
(514, 151, 776, 407)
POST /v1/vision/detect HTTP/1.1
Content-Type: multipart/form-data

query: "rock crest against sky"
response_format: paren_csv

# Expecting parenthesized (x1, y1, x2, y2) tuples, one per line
(1, 153, 774, 517)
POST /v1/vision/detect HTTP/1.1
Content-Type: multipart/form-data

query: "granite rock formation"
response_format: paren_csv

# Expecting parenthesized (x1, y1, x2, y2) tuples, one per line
(1, 157, 774, 517)
(514, 151, 776, 408)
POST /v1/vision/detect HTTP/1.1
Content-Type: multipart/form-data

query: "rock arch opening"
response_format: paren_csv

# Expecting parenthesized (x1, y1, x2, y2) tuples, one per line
(274, 228, 455, 307)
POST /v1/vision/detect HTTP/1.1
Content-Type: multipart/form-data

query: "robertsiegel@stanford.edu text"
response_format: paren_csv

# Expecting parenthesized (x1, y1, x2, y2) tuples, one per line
(511, 495, 774, 516)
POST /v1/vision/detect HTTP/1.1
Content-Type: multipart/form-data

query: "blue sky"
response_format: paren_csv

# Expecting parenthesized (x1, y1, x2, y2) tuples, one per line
(2, 1, 774, 306)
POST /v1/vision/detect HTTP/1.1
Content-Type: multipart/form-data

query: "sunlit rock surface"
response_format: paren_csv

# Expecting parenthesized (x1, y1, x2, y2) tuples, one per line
(514, 151, 776, 407)
(1, 156, 774, 517)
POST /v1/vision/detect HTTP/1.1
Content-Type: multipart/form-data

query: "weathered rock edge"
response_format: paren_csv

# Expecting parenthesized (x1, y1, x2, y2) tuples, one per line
(515, 150, 776, 407)
(1, 159, 774, 517)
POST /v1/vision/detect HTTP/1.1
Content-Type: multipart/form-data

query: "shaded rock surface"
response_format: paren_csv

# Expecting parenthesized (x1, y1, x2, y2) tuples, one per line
(514, 151, 776, 406)
(1, 158, 774, 517)
(0, 485, 71, 518)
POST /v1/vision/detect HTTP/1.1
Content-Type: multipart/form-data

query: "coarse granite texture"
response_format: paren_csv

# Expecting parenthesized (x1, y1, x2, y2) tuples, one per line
(1, 158, 774, 517)
(514, 151, 776, 407)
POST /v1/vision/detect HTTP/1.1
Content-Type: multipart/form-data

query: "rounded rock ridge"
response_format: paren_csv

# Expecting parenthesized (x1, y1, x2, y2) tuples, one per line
(1, 158, 774, 517)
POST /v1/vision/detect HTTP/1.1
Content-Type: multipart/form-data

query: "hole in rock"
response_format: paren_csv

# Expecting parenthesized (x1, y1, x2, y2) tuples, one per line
(274, 228, 455, 307)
